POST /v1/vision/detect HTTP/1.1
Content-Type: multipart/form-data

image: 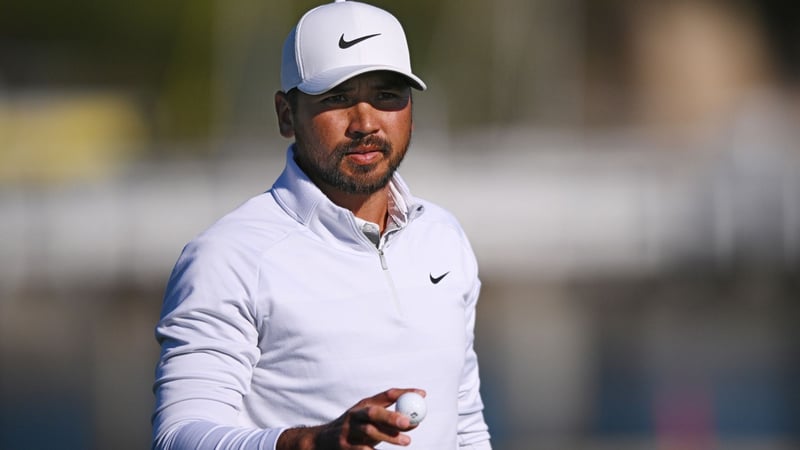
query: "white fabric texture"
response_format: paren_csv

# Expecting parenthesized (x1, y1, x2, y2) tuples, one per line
(152, 147, 491, 449)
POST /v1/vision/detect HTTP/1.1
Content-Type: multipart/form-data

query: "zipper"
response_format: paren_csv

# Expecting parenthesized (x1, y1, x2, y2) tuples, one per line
(351, 211, 404, 317)
(377, 247, 403, 316)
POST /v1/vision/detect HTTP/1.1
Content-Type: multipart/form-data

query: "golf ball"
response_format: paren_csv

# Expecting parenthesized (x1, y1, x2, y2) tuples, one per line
(395, 392, 427, 426)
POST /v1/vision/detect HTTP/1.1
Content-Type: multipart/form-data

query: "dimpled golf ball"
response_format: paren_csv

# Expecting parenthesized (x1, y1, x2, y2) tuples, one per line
(395, 392, 427, 426)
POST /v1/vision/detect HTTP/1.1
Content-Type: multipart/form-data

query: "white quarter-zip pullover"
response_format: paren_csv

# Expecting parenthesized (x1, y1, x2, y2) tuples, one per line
(152, 147, 492, 449)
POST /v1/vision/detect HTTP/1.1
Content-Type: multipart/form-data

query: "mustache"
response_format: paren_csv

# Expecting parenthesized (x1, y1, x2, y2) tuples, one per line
(335, 135, 392, 155)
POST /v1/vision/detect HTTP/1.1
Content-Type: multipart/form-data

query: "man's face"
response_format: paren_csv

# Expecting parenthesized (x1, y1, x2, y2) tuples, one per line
(278, 71, 413, 196)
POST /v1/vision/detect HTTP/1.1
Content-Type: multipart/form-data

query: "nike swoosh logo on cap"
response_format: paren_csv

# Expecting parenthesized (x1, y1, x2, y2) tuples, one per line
(338, 33, 381, 49)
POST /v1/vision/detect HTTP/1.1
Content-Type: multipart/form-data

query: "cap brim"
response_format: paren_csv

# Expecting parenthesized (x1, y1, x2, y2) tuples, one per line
(295, 65, 426, 95)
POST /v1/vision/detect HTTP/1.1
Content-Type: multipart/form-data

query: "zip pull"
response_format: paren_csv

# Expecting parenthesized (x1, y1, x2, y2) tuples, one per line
(378, 248, 389, 270)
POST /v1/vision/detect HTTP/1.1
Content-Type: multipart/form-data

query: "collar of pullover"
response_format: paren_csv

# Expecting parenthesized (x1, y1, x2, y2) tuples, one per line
(271, 145, 423, 251)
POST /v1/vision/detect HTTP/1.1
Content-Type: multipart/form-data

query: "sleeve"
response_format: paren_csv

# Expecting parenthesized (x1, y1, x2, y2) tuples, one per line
(151, 238, 285, 450)
(457, 245, 493, 449)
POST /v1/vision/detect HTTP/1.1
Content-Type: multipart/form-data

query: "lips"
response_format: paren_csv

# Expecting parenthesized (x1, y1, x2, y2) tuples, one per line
(335, 136, 391, 166)
(345, 148, 383, 164)
(346, 145, 383, 155)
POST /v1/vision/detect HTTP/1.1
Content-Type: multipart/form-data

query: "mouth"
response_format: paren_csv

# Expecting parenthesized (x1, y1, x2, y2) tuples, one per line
(346, 142, 384, 153)
(345, 148, 383, 165)
(343, 140, 388, 165)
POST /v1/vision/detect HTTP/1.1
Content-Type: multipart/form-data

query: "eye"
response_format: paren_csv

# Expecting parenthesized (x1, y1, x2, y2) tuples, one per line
(378, 91, 399, 100)
(321, 94, 348, 105)
(374, 89, 410, 110)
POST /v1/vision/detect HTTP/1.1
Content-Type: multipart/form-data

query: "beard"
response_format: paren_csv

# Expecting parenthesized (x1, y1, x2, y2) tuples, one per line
(294, 133, 409, 195)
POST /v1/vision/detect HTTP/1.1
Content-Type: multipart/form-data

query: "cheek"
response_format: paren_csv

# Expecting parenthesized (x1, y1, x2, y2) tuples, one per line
(307, 114, 348, 143)
(294, 122, 331, 151)
(386, 110, 413, 143)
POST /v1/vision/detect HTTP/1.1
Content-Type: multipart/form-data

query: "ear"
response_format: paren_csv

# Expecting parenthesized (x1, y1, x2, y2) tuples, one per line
(275, 91, 295, 138)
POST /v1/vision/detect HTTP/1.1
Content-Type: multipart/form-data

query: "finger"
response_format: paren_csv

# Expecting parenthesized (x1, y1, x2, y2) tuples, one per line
(355, 403, 414, 433)
(351, 420, 411, 447)
(353, 388, 427, 414)
(387, 387, 426, 399)
(360, 389, 403, 407)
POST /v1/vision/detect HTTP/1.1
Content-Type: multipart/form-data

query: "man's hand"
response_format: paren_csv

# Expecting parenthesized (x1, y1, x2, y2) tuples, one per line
(276, 388, 426, 450)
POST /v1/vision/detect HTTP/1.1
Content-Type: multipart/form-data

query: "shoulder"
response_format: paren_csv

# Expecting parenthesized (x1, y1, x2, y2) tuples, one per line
(408, 197, 477, 259)
(195, 191, 296, 251)
(163, 191, 298, 309)
(412, 198, 469, 236)
(172, 191, 299, 278)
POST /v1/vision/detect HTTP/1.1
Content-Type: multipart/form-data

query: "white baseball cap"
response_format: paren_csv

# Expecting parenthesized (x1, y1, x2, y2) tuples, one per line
(280, 0, 426, 94)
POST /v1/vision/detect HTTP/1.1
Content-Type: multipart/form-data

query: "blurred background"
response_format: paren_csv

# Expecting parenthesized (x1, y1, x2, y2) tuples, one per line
(1, 0, 798, 449)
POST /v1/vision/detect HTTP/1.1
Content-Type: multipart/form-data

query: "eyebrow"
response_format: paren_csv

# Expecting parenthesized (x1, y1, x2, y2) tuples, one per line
(326, 84, 355, 94)
(375, 80, 410, 90)
(373, 74, 411, 90)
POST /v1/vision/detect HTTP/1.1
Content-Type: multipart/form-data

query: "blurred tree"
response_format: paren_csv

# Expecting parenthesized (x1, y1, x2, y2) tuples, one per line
(0, 0, 213, 144)
(750, 0, 800, 84)
(2, 0, 797, 147)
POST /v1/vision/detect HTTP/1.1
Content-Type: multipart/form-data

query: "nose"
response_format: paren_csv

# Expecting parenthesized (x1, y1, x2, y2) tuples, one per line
(346, 101, 379, 139)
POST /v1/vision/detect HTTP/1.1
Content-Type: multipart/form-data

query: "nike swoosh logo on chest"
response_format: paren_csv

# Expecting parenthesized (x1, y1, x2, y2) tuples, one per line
(430, 272, 450, 284)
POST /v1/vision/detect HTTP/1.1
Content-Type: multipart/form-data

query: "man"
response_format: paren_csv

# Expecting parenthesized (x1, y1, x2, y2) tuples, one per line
(152, 1, 492, 449)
